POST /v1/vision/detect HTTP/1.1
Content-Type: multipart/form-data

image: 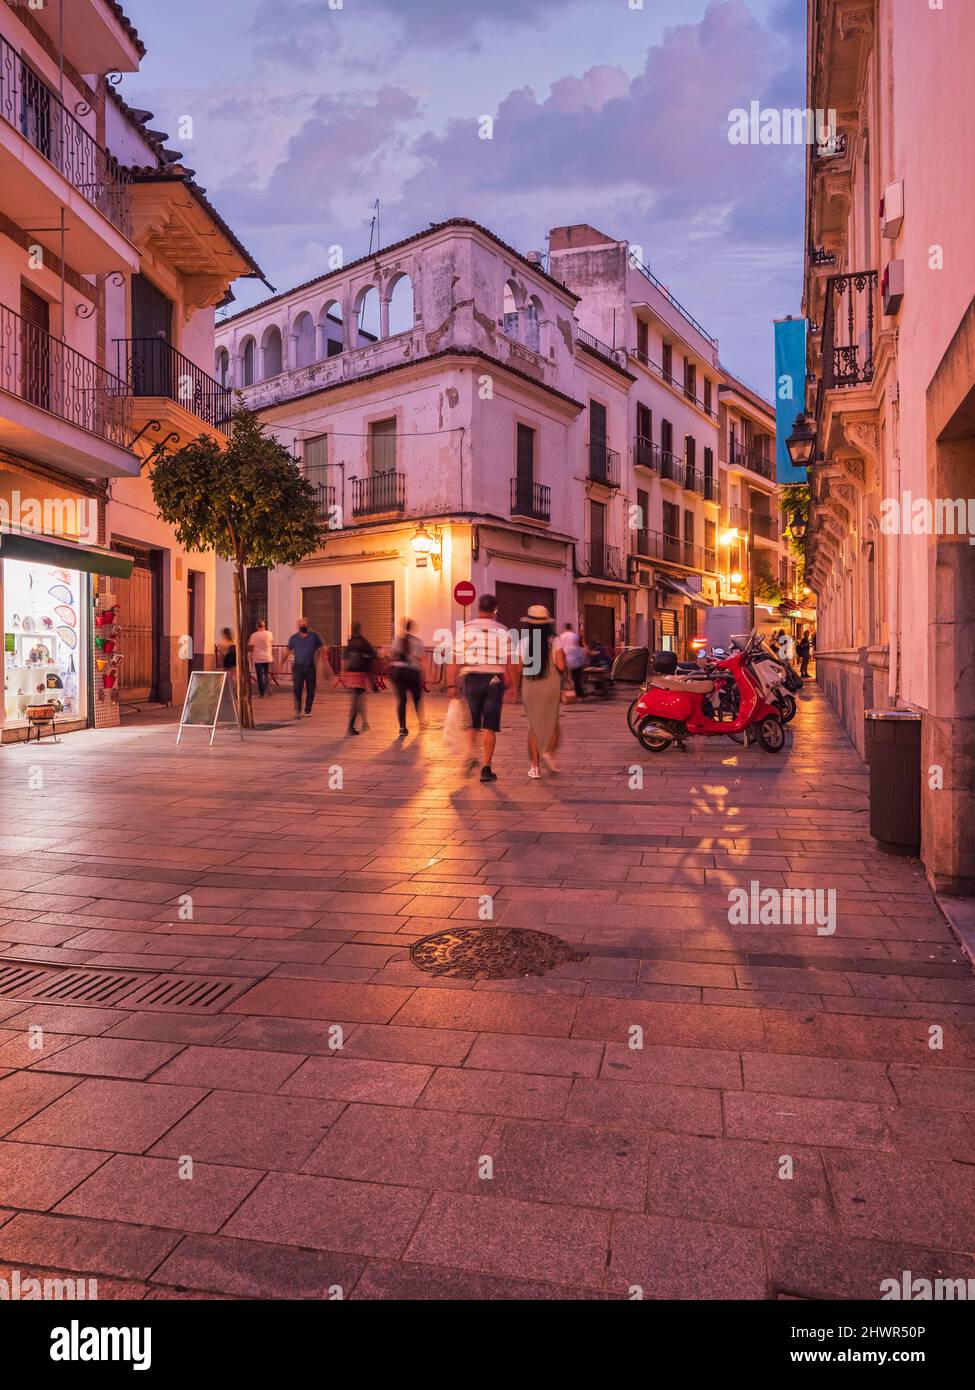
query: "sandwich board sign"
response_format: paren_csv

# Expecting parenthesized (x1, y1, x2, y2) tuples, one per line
(177, 670, 242, 745)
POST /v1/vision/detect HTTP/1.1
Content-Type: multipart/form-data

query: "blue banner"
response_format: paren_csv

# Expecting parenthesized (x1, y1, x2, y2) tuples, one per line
(774, 317, 808, 482)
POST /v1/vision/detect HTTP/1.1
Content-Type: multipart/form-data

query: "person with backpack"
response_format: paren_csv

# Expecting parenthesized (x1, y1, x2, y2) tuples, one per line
(389, 618, 424, 737)
(343, 621, 376, 735)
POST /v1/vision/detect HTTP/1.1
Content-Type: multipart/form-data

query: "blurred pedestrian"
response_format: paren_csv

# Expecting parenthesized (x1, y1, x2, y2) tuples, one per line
(217, 627, 236, 670)
(796, 629, 811, 678)
(343, 621, 376, 735)
(514, 606, 565, 778)
(248, 619, 273, 698)
(390, 618, 424, 736)
(287, 617, 323, 718)
(556, 622, 586, 700)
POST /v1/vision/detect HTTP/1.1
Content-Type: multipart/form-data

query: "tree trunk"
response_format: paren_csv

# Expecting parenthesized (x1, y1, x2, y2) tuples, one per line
(233, 563, 254, 729)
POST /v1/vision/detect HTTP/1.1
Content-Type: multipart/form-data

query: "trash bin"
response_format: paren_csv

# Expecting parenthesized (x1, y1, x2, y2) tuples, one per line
(864, 709, 922, 854)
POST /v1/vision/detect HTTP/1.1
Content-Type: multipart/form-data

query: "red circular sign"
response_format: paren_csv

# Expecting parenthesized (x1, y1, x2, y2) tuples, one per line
(453, 581, 476, 606)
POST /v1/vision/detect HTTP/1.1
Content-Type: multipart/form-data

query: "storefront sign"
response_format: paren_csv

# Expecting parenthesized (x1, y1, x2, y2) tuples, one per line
(177, 671, 243, 746)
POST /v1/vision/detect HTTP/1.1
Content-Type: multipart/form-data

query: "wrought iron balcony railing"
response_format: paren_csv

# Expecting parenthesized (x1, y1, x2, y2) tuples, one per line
(729, 441, 776, 481)
(816, 270, 878, 425)
(584, 542, 624, 581)
(116, 339, 232, 431)
(1, 303, 131, 447)
(588, 443, 620, 487)
(351, 470, 405, 517)
(0, 35, 131, 237)
(683, 462, 703, 494)
(658, 449, 682, 483)
(302, 463, 336, 521)
(634, 436, 658, 472)
(630, 528, 719, 574)
(702, 472, 718, 502)
(728, 505, 777, 541)
(511, 476, 551, 522)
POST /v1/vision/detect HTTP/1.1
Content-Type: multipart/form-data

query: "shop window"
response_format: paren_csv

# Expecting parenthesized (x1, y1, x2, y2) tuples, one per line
(4, 557, 86, 722)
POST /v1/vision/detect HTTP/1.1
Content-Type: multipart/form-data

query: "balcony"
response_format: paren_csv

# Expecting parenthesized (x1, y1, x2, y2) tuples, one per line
(630, 528, 719, 574)
(658, 449, 682, 483)
(629, 346, 718, 420)
(815, 270, 879, 424)
(302, 465, 336, 522)
(583, 542, 624, 581)
(351, 471, 405, 517)
(588, 443, 620, 488)
(634, 436, 658, 472)
(0, 35, 135, 273)
(0, 301, 136, 478)
(511, 477, 551, 522)
(683, 462, 703, 495)
(702, 472, 718, 502)
(728, 506, 778, 542)
(729, 441, 776, 481)
(116, 339, 232, 435)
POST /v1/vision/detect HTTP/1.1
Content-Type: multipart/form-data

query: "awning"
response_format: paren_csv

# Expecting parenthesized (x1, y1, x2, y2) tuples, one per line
(0, 529, 134, 579)
(657, 575, 709, 606)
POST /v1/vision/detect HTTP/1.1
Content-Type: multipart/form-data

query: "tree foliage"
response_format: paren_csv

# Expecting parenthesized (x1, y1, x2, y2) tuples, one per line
(150, 400, 321, 727)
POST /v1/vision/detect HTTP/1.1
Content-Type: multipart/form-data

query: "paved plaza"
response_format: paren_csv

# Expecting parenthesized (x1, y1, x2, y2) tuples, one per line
(0, 682, 973, 1300)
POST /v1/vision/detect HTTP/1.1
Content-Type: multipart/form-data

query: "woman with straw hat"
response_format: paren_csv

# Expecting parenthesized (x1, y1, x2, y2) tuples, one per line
(513, 605, 565, 778)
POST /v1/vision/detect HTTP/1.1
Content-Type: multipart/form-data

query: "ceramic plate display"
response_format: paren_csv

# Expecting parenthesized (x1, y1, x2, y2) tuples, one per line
(21, 615, 34, 633)
(54, 605, 76, 627)
(48, 584, 73, 605)
(56, 625, 77, 650)
(48, 569, 71, 583)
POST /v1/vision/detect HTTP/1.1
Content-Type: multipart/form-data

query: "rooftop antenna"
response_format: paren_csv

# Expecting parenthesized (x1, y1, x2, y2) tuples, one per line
(367, 199, 380, 256)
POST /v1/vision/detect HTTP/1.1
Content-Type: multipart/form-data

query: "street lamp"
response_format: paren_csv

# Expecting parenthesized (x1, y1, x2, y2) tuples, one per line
(786, 413, 817, 470)
(787, 512, 808, 544)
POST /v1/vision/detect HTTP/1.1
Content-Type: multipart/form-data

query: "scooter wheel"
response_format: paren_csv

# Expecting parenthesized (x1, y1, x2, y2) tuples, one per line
(627, 696, 643, 733)
(758, 715, 786, 752)
(778, 694, 797, 723)
(637, 716, 675, 752)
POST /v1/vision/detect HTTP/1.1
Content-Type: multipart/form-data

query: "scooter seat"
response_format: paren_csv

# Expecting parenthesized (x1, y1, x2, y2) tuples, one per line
(650, 674, 715, 693)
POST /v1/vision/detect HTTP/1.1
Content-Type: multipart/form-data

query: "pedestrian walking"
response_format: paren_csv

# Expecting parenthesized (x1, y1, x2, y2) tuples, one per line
(248, 620, 274, 698)
(287, 617, 323, 718)
(556, 622, 586, 700)
(446, 592, 514, 783)
(796, 629, 811, 679)
(343, 621, 376, 735)
(514, 606, 565, 778)
(776, 629, 792, 662)
(389, 618, 424, 737)
(217, 627, 236, 671)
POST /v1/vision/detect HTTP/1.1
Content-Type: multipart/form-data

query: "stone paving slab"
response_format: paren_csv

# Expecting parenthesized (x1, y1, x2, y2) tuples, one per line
(0, 684, 973, 1299)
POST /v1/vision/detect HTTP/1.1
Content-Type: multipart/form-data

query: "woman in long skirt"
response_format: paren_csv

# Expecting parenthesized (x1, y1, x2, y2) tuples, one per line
(514, 606, 565, 778)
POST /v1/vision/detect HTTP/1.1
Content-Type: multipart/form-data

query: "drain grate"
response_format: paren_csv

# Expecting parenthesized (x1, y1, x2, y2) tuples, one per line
(0, 957, 252, 1013)
(0, 962, 56, 998)
(26, 969, 143, 1006)
(409, 927, 586, 981)
(119, 973, 247, 1014)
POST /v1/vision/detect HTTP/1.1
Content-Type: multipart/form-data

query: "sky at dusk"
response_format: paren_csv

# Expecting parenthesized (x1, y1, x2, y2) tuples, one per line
(121, 0, 808, 395)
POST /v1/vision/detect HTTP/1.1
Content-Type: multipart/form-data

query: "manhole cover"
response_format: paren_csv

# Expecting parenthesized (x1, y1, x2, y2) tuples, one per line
(409, 927, 585, 980)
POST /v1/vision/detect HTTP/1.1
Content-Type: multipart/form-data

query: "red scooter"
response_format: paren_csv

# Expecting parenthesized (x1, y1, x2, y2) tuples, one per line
(612, 634, 787, 753)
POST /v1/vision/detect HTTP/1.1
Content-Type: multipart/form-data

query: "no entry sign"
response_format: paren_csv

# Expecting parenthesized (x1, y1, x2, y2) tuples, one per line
(453, 580, 476, 606)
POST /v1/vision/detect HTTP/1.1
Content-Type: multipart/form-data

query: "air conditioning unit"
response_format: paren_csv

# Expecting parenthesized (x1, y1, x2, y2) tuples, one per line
(882, 260, 905, 315)
(881, 180, 904, 239)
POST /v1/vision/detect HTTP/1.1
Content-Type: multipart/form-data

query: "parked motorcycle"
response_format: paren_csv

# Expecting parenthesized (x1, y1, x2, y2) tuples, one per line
(613, 634, 788, 752)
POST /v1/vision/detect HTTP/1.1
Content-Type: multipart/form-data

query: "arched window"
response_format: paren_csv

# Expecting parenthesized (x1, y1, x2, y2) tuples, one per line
(387, 274, 414, 336)
(354, 285, 380, 344)
(524, 294, 543, 351)
(241, 337, 256, 387)
(293, 311, 316, 367)
(318, 299, 344, 358)
(215, 347, 229, 387)
(502, 280, 520, 338)
(261, 324, 283, 379)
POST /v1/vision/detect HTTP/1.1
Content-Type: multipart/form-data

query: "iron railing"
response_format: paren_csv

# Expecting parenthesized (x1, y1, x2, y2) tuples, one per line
(630, 528, 719, 574)
(702, 471, 718, 501)
(1, 302, 131, 446)
(729, 441, 776, 480)
(588, 443, 620, 487)
(351, 471, 405, 516)
(302, 463, 336, 521)
(634, 435, 658, 472)
(658, 449, 682, 483)
(511, 476, 551, 522)
(577, 327, 619, 361)
(816, 270, 878, 425)
(629, 255, 719, 347)
(585, 542, 624, 581)
(728, 505, 777, 541)
(116, 339, 232, 431)
(0, 34, 131, 237)
(629, 345, 718, 419)
(683, 462, 703, 494)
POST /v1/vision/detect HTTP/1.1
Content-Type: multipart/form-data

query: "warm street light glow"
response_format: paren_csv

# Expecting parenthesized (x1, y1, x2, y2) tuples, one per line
(730, 571, 744, 586)
(411, 524, 436, 555)
(719, 528, 739, 546)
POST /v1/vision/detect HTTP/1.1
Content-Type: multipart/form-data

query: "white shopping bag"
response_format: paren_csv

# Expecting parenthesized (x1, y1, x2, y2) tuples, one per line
(442, 695, 471, 756)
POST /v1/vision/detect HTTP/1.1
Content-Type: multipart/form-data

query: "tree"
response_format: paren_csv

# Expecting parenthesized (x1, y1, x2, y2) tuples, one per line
(780, 481, 810, 589)
(151, 400, 321, 728)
